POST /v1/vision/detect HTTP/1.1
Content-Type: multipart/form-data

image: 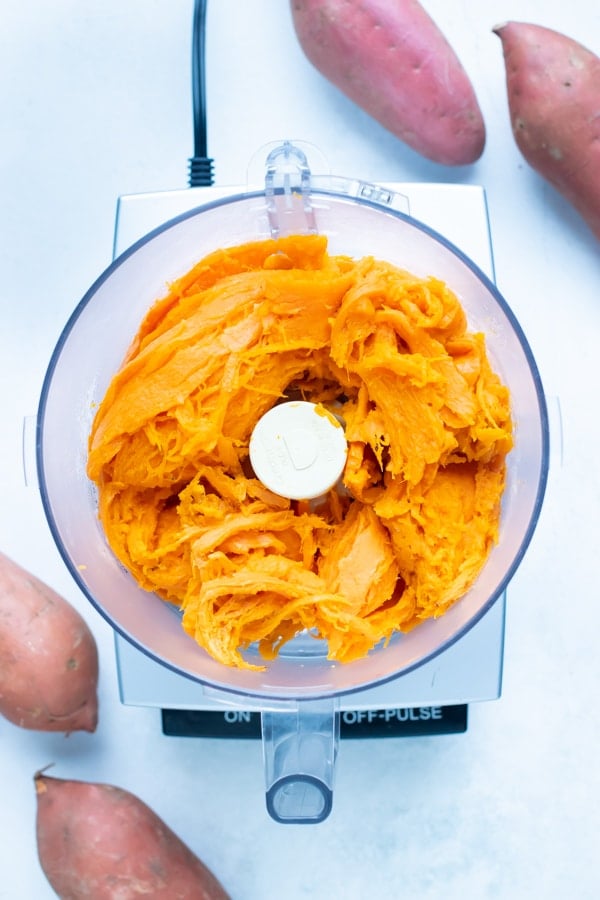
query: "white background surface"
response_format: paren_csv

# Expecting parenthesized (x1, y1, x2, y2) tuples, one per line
(1, 1, 599, 898)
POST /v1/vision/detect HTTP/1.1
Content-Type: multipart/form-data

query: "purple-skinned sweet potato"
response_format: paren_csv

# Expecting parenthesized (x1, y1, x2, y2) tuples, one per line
(35, 773, 231, 899)
(495, 21, 600, 240)
(0, 551, 98, 733)
(290, 0, 486, 165)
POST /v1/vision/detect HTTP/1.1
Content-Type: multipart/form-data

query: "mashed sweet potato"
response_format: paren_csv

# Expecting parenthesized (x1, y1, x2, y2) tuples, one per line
(87, 234, 512, 670)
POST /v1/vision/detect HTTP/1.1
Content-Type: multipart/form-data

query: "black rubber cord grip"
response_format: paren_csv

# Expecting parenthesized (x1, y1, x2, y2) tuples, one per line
(188, 155, 214, 187)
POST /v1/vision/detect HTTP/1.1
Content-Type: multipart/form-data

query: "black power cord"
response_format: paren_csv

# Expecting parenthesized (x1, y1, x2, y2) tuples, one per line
(188, 0, 214, 186)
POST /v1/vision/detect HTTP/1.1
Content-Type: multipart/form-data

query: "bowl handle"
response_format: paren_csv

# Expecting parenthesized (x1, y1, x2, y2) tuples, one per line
(261, 698, 340, 824)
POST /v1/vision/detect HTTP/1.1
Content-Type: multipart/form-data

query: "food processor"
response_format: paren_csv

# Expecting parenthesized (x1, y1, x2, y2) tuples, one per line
(36, 140, 549, 824)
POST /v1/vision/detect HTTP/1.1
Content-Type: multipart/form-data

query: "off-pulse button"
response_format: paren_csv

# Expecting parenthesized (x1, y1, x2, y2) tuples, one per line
(249, 401, 348, 500)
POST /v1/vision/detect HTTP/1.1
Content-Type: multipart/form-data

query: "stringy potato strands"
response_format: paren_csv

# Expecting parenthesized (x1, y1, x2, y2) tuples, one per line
(87, 234, 512, 670)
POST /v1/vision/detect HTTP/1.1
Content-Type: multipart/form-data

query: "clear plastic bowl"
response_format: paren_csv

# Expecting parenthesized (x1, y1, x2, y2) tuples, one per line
(36, 186, 549, 703)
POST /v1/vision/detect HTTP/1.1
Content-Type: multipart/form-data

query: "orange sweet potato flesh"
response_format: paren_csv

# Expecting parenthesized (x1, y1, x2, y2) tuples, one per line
(0, 552, 98, 733)
(290, 0, 485, 165)
(35, 773, 230, 899)
(495, 21, 600, 240)
(87, 234, 512, 670)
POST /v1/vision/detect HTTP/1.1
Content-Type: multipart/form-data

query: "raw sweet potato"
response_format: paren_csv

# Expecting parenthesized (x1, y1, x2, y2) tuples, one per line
(0, 551, 98, 733)
(494, 21, 600, 240)
(35, 772, 231, 899)
(290, 0, 485, 165)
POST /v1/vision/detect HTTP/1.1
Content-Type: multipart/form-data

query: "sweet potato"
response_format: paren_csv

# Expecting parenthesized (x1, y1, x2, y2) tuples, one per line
(35, 772, 231, 899)
(290, 0, 485, 165)
(494, 21, 600, 240)
(87, 234, 512, 670)
(0, 551, 98, 733)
